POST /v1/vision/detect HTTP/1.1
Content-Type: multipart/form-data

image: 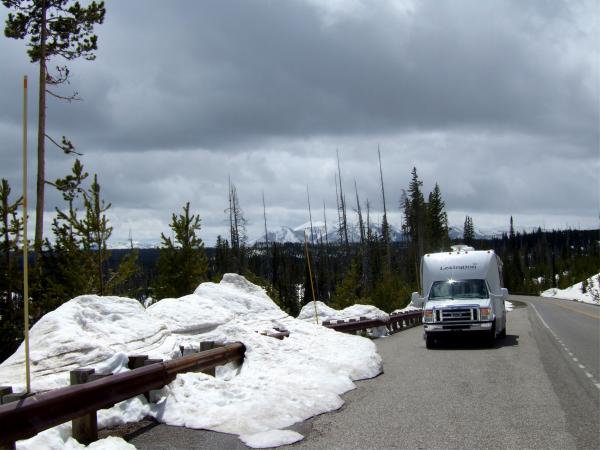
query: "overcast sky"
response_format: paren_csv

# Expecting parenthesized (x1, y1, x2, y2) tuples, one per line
(1, 0, 598, 245)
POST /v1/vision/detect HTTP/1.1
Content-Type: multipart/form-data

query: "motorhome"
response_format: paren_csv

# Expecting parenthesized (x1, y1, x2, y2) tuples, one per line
(410, 246, 508, 348)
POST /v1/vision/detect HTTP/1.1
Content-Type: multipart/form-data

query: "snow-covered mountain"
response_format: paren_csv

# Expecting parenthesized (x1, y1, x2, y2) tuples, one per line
(253, 222, 504, 244)
(448, 225, 506, 240)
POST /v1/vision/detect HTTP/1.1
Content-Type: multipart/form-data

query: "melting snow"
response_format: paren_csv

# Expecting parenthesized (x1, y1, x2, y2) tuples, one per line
(1, 274, 382, 449)
(541, 273, 600, 305)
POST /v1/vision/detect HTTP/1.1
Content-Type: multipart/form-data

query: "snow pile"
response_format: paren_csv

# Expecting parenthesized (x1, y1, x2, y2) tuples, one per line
(2, 274, 382, 449)
(298, 301, 390, 337)
(391, 304, 422, 314)
(298, 300, 388, 322)
(0, 295, 179, 391)
(541, 273, 600, 305)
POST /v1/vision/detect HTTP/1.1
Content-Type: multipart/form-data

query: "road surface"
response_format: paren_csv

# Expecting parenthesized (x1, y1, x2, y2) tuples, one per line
(129, 296, 599, 449)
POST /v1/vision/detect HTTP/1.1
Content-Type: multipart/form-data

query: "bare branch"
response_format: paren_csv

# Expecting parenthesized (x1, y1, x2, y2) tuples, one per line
(46, 88, 81, 101)
(45, 134, 83, 156)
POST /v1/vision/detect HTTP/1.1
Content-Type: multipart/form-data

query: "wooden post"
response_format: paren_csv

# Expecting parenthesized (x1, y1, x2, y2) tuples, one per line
(127, 355, 148, 370)
(70, 369, 97, 444)
(200, 341, 216, 376)
(0, 386, 13, 404)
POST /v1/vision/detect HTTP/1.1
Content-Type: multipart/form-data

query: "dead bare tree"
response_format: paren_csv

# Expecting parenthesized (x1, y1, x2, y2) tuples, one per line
(378, 146, 392, 272)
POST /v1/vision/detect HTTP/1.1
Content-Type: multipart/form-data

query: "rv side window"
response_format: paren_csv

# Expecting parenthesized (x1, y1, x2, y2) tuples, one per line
(429, 279, 489, 300)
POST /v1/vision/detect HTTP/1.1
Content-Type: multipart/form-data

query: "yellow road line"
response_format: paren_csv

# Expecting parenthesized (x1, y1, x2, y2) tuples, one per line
(551, 301, 600, 320)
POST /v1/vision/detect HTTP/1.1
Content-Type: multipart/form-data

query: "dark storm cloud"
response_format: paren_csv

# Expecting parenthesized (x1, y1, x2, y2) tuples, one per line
(0, 0, 597, 243)
(2, 0, 594, 153)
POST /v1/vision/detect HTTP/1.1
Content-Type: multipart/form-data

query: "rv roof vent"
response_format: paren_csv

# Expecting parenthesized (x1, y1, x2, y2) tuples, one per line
(450, 245, 475, 253)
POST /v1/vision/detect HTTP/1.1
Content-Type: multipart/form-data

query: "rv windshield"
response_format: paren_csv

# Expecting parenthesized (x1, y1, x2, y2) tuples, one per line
(428, 279, 489, 300)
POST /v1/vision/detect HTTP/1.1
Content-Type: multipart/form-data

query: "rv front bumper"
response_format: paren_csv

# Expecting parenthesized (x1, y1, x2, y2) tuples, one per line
(424, 321, 493, 332)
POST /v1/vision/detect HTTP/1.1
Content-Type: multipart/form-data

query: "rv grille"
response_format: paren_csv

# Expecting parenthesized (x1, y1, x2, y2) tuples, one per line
(440, 308, 472, 322)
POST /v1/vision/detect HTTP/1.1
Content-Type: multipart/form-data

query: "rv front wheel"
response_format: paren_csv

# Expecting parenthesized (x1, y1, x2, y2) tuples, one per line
(486, 324, 496, 348)
(426, 334, 436, 349)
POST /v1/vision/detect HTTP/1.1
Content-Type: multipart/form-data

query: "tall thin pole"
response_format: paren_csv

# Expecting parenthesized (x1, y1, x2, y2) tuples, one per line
(23, 75, 31, 393)
(304, 231, 318, 325)
(262, 191, 268, 248)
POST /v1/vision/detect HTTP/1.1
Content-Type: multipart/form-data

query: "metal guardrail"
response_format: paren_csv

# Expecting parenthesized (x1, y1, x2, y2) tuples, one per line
(0, 342, 245, 448)
(322, 310, 423, 334)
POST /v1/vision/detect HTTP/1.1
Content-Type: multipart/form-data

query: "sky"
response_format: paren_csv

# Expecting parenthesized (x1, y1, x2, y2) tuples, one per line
(1, 0, 598, 246)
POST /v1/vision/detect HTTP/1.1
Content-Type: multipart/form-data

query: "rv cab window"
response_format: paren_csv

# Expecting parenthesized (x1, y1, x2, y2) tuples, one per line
(429, 279, 489, 300)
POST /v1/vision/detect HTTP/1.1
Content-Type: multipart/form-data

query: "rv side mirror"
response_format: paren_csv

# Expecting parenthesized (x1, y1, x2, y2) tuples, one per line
(501, 288, 509, 301)
(410, 292, 424, 308)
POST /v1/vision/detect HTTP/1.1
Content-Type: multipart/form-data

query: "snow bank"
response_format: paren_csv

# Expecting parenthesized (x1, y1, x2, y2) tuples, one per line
(541, 273, 600, 305)
(298, 301, 390, 337)
(0, 295, 178, 391)
(1, 274, 382, 449)
(391, 304, 422, 314)
(298, 300, 388, 322)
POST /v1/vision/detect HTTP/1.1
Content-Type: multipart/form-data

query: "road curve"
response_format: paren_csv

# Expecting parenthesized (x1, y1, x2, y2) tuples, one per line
(129, 297, 599, 449)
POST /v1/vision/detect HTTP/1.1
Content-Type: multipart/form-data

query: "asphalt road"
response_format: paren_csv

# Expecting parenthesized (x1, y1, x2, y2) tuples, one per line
(129, 296, 599, 449)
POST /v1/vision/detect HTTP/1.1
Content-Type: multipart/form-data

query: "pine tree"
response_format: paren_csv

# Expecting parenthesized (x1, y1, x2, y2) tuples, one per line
(3, 0, 106, 250)
(154, 202, 208, 299)
(463, 216, 475, 245)
(0, 179, 23, 360)
(43, 159, 138, 305)
(426, 183, 449, 252)
(0, 179, 23, 307)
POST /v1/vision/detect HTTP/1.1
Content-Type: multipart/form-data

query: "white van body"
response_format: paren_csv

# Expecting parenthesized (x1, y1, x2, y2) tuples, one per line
(411, 247, 508, 348)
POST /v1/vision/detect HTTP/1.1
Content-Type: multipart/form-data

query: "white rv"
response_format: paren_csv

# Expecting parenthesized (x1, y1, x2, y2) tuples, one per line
(410, 246, 508, 348)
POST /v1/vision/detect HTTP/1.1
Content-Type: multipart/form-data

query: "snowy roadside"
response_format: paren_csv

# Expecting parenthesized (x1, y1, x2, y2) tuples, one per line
(540, 273, 600, 305)
(1, 274, 382, 449)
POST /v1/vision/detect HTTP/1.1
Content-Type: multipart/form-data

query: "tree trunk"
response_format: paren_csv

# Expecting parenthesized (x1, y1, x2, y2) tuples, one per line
(35, 1, 48, 252)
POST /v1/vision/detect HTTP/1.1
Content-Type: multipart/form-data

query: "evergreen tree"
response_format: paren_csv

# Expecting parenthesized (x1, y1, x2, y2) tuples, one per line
(0, 179, 23, 307)
(426, 183, 449, 252)
(42, 159, 139, 306)
(0, 179, 23, 360)
(3, 0, 106, 249)
(331, 258, 363, 309)
(463, 216, 475, 245)
(154, 202, 208, 299)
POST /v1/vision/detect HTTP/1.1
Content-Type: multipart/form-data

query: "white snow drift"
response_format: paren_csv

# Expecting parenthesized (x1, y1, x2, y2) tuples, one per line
(1, 274, 382, 449)
(541, 273, 600, 305)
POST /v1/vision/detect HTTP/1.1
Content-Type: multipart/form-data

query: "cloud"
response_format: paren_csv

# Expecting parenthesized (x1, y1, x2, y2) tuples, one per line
(0, 0, 597, 245)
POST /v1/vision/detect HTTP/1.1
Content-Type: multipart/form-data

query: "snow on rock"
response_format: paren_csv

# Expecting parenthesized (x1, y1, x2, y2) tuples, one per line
(2, 274, 382, 449)
(0, 295, 178, 391)
(541, 273, 600, 305)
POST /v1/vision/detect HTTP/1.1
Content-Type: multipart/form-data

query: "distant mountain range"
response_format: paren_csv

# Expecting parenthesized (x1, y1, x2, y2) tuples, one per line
(108, 223, 506, 249)
(250, 222, 505, 245)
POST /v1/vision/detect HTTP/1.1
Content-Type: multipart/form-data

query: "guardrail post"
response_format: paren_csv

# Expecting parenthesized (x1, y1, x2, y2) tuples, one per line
(2, 391, 32, 404)
(70, 369, 98, 444)
(127, 355, 149, 370)
(200, 341, 216, 376)
(0, 386, 13, 404)
(142, 359, 163, 401)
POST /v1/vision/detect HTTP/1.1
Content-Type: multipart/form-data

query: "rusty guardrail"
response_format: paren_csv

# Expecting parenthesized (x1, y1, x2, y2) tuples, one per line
(322, 310, 422, 334)
(0, 342, 245, 448)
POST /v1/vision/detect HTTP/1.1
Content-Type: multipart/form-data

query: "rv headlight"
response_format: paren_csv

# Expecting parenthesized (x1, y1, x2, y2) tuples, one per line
(423, 310, 434, 323)
(480, 307, 492, 321)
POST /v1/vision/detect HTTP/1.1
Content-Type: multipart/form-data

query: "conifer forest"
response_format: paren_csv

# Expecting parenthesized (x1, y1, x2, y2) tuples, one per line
(1, 158, 598, 362)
